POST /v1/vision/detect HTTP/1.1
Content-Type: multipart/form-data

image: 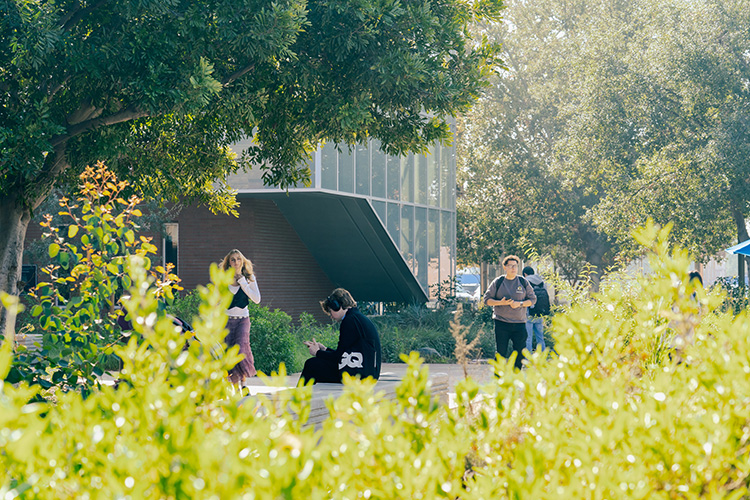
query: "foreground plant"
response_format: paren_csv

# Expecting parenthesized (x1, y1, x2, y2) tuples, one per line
(3, 221, 748, 498)
(454, 222, 750, 498)
(9, 163, 180, 399)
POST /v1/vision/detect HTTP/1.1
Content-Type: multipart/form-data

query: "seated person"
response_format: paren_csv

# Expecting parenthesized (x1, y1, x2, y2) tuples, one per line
(298, 288, 382, 385)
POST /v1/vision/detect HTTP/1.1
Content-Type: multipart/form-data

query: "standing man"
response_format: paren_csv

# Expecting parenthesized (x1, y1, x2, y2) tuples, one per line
(483, 256, 536, 370)
(298, 288, 382, 385)
(522, 266, 551, 353)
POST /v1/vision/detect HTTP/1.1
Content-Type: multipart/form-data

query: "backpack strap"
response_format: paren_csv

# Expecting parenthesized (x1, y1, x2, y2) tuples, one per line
(494, 275, 528, 299)
(493, 276, 504, 300)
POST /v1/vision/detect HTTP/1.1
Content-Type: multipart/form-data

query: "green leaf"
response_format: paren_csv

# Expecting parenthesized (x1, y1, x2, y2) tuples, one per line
(68, 225, 79, 238)
(48, 243, 60, 258)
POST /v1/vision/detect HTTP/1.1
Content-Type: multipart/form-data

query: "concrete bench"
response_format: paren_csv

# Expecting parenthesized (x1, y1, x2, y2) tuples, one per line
(238, 370, 450, 428)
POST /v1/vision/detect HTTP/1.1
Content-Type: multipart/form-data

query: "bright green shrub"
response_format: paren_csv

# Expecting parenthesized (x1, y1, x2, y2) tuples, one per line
(168, 292, 311, 374)
(1, 261, 471, 499)
(452, 222, 750, 498)
(3, 221, 749, 499)
(164, 289, 202, 325)
(374, 304, 490, 362)
(9, 164, 180, 398)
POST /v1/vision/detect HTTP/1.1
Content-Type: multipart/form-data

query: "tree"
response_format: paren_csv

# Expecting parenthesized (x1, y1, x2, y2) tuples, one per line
(457, 0, 616, 287)
(560, 0, 750, 268)
(458, 0, 750, 287)
(0, 0, 505, 335)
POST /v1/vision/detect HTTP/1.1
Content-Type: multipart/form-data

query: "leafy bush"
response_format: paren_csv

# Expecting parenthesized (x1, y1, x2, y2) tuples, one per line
(713, 276, 749, 315)
(167, 292, 319, 375)
(9, 164, 180, 398)
(373, 304, 492, 363)
(3, 221, 750, 498)
(245, 303, 297, 375)
(164, 289, 202, 326)
(452, 222, 750, 497)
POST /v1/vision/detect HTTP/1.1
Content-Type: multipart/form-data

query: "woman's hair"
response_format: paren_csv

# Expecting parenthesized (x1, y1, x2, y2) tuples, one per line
(320, 288, 357, 313)
(688, 270, 703, 286)
(502, 255, 520, 266)
(221, 249, 255, 281)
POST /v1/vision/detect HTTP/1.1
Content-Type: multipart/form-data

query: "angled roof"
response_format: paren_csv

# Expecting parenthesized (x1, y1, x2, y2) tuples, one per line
(237, 191, 428, 304)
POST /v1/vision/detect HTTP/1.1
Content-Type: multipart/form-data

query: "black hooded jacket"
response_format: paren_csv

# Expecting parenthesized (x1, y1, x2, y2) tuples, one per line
(316, 307, 382, 380)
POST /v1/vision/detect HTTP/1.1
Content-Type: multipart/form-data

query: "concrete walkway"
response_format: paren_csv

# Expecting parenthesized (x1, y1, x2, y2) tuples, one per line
(238, 360, 496, 426)
(241, 360, 496, 394)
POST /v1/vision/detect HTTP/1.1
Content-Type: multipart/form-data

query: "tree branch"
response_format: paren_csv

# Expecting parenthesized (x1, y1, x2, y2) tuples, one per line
(51, 105, 149, 147)
(222, 64, 256, 86)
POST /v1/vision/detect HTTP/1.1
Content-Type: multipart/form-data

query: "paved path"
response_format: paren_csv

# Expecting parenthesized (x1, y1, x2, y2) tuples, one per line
(242, 360, 495, 394)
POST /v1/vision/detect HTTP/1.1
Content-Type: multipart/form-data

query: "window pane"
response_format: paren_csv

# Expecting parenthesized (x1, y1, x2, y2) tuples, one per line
(415, 207, 427, 289)
(163, 223, 179, 274)
(428, 145, 440, 206)
(387, 203, 400, 249)
(440, 210, 454, 284)
(356, 142, 370, 196)
(387, 155, 400, 201)
(321, 142, 337, 190)
(371, 140, 386, 198)
(416, 153, 428, 205)
(338, 146, 354, 193)
(401, 154, 414, 203)
(401, 204, 414, 270)
(440, 144, 451, 208)
(372, 200, 386, 224)
(428, 209, 440, 298)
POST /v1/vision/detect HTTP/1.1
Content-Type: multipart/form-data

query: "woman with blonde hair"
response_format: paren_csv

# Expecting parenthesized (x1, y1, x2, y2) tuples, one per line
(220, 249, 261, 389)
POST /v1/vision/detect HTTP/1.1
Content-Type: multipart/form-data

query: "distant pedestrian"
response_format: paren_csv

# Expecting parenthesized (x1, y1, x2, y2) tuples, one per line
(522, 266, 551, 353)
(298, 288, 382, 385)
(221, 249, 261, 389)
(483, 256, 536, 370)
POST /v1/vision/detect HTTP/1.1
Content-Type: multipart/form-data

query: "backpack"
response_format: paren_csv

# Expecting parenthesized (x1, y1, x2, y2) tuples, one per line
(529, 281, 551, 316)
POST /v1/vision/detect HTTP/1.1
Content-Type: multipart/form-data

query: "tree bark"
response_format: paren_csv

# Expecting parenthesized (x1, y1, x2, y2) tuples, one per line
(732, 205, 749, 285)
(582, 229, 610, 293)
(0, 190, 33, 343)
(0, 147, 69, 339)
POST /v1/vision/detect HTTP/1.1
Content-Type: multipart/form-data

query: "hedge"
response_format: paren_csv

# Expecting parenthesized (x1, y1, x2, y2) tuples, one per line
(3, 221, 750, 498)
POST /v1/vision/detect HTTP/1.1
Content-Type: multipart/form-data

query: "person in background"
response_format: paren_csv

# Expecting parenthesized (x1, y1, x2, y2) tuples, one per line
(221, 249, 261, 390)
(483, 255, 536, 370)
(523, 266, 551, 353)
(298, 288, 382, 385)
(688, 270, 703, 287)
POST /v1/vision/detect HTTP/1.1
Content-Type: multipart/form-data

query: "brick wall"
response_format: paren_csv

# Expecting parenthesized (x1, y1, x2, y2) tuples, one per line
(175, 199, 335, 323)
(22, 198, 335, 323)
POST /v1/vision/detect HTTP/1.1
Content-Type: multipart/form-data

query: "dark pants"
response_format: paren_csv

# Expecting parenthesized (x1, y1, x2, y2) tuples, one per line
(494, 319, 527, 370)
(298, 356, 342, 385)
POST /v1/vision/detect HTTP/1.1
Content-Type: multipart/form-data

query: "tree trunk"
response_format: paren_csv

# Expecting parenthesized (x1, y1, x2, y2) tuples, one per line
(582, 229, 610, 293)
(0, 144, 71, 339)
(732, 205, 749, 285)
(0, 191, 33, 343)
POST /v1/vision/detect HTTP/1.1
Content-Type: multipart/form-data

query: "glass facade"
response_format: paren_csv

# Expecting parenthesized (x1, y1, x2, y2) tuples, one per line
(227, 135, 457, 297)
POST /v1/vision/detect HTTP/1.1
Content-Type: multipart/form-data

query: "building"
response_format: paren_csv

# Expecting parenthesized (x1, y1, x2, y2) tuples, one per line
(169, 137, 457, 321)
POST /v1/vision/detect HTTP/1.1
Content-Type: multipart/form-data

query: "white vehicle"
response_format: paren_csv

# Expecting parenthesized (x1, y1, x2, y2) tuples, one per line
(456, 273, 481, 304)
